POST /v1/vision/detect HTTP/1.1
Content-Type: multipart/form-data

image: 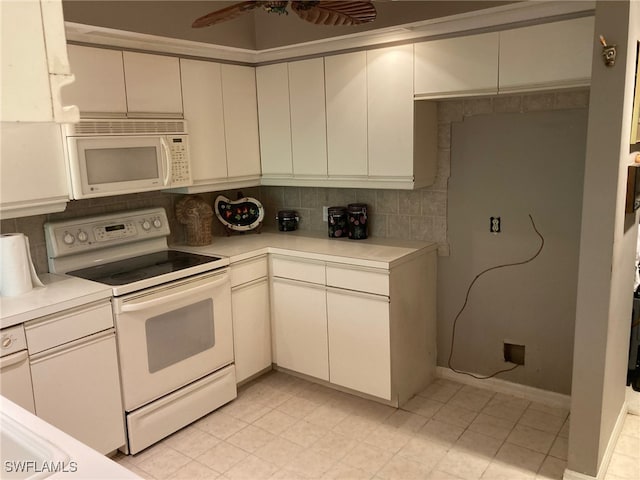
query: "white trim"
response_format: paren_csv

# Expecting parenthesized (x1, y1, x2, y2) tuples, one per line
(562, 401, 628, 480)
(64, 1, 595, 64)
(436, 366, 571, 409)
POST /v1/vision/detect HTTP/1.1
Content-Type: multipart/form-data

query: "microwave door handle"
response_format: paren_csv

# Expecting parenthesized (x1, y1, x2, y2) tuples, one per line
(160, 137, 171, 186)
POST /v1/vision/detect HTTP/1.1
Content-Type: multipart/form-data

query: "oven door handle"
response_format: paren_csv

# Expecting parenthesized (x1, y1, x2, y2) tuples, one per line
(120, 274, 228, 313)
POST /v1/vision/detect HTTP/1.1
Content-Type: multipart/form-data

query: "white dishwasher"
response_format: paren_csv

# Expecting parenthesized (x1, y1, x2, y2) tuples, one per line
(0, 324, 35, 413)
(25, 299, 126, 455)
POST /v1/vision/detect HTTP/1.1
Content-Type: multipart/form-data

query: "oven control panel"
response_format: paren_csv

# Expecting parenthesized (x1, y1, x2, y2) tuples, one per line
(45, 208, 171, 258)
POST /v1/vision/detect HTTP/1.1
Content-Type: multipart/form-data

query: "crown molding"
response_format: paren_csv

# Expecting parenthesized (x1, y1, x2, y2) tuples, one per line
(65, 1, 595, 65)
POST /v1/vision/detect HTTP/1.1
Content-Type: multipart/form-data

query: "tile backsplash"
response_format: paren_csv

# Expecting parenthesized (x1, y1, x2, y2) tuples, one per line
(0, 89, 588, 274)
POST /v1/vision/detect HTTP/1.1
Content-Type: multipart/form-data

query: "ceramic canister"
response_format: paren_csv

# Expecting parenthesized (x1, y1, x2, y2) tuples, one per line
(347, 203, 368, 240)
(327, 206, 348, 238)
(276, 210, 299, 231)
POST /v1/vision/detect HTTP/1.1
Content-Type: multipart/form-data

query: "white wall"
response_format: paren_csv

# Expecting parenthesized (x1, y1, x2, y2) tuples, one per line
(568, 0, 640, 477)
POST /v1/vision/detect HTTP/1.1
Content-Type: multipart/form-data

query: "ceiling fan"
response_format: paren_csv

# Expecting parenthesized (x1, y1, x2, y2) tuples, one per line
(192, 1, 377, 28)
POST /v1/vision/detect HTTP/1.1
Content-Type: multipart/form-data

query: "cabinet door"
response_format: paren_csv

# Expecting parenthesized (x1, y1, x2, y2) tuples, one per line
(272, 278, 328, 381)
(180, 59, 228, 183)
(221, 64, 261, 179)
(30, 331, 125, 454)
(289, 58, 327, 178)
(367, 45, 415, 179)
(232, 278, 272, 383)
(63, 45, 127, 115)
(0, 123, 69, 219)
(499, 17, 594, 92)
(325, 52, 367, 177)
(327, 289, 391, 400)
(256, 63, 293, 178)
(414, 32, 499, 98)
(123, 51, 183, 115)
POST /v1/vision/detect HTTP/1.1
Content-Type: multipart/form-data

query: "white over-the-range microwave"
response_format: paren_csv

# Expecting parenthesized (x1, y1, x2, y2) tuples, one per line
(63, 119, 193, 199)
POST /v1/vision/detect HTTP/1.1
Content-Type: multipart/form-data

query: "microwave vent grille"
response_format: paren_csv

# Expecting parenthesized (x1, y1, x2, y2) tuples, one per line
(70, 120, 187, 136)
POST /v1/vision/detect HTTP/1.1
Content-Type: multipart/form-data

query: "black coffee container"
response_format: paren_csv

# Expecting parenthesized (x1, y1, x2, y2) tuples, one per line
(347, 203, 368, 240)
(276, 210, 299, 231)
(327, 206, 348, 238)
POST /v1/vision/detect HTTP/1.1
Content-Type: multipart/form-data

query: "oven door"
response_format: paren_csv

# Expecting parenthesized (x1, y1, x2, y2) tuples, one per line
(112, 270, 233, 412)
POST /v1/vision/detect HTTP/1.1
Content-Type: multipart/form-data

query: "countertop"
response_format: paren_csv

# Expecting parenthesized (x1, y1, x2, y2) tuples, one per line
(0, 274, 112, 329)
(1, 396, 141, 480)
(175, 230, 437, 269)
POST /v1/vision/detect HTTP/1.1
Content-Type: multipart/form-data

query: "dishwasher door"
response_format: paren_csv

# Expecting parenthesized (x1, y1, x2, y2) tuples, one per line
(0, 350, 35, 414)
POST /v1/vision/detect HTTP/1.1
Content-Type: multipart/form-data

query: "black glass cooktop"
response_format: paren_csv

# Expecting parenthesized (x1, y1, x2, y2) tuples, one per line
(67, 250, 222, 286)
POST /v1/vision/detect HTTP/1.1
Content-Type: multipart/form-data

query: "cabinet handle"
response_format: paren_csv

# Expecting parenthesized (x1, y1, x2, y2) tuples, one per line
(326, 286, 389, 302)
(273, 276, 326, 290)
(0, 350, 29, 369)
(232, 276, 267, 291)
(24, 299, 111, 331)
(29, 329, 114, 364)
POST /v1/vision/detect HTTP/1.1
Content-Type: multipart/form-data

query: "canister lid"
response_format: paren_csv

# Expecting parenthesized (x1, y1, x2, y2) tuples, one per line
(276, 210, 299, 219)
(328, 206, 347, 214)
(347, 203, 367, 212)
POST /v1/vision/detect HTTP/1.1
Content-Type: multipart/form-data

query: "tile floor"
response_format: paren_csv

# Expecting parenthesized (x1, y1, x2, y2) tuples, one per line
(114, 371, 640, 480)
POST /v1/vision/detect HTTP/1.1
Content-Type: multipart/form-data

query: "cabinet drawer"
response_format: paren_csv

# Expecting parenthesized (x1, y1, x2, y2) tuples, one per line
(231, 255, 268, 288)
(326, 264, 389, 296)
(25, 300, 114, 354)
(271, 256, 325, 284)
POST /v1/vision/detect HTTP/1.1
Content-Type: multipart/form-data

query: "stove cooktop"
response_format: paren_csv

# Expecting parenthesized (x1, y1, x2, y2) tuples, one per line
(66, 250, 223, 286)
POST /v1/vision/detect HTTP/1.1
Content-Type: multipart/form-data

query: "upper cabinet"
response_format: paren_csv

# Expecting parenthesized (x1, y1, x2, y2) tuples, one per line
(64, 45, 127, 115)
(62, 46, 183, 117)
(123, 51, 183, 116)
(171, 60, 261, 193)
(325, 52, 368, 178)
(1, 0, 78, 123)
(1, 123, 69, 218)
(498, 17, 594, 93)
(414, 33, 499, 99)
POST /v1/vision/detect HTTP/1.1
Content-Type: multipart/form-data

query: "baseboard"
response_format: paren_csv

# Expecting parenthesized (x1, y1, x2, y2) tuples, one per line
(562, 400, 628, 480)
(436, 366, 571, 409)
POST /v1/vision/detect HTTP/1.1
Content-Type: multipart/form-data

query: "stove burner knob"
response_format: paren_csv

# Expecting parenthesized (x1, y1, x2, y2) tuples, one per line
(141, 220, 151, 231)
(153, 218, 162, 229)
(77, 230, 89, 243)
(63, 232, 75, 245)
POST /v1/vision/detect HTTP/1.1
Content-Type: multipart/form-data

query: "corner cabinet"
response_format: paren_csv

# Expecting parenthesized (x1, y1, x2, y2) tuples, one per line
(498, 16, 595, 93)
(270, 250, 437, 406)
(171, 60, 261, 193)
(0, 0, 78, 123)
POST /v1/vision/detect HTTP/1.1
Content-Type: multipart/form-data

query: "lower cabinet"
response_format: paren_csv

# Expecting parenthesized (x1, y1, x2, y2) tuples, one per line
(230, 255, 272, 383)
(272, 277, 329, 381)
(326, 288, 391, 400)
(26, 300, 125, 454)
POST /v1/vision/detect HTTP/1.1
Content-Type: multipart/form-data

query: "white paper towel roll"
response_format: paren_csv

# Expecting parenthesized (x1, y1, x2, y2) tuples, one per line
(0, 233, 44, 297)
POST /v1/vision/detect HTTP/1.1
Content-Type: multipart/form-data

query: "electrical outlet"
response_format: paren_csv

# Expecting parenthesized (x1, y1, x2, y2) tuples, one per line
(504, 342, 525, 365)
(322, 206, 328, 222)
(490, 216, 501, 233)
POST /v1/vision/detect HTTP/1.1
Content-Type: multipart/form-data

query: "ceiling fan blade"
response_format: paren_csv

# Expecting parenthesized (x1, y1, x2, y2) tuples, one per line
(192, 1, 263, 28)
(290, 1, 376, 26)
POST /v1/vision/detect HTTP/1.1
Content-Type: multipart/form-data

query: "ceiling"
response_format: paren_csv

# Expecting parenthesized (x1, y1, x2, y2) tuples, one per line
(61, 1, 518, 50)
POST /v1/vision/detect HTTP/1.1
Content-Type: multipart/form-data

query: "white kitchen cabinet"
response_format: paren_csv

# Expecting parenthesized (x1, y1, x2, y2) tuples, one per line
(0, 122, 69, 219)
(368, 45, 437, 188)
(499, 16, 594, 93)
(289, 58, 328, 180)
(325, 52, 368, 178)
(26, 300, 125, 455)
(272, 275, 329, 381)
(1, 0, 78, 123)
(414, 33, 499, 98)
(271, 251, 437, 406)
(231, 256, 272, 384)
(256, 63, 293, 180)
(63, 45, 127, 115)
(327, 288, 391, 399)
(180, 59, 228, 185)
(221, 65, 261, 181)
(172, 60, 261, 193)
(123, 51, 183, 115)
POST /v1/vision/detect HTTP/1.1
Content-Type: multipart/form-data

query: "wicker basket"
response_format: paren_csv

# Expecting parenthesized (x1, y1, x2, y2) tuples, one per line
(175, 196, 213, 246)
